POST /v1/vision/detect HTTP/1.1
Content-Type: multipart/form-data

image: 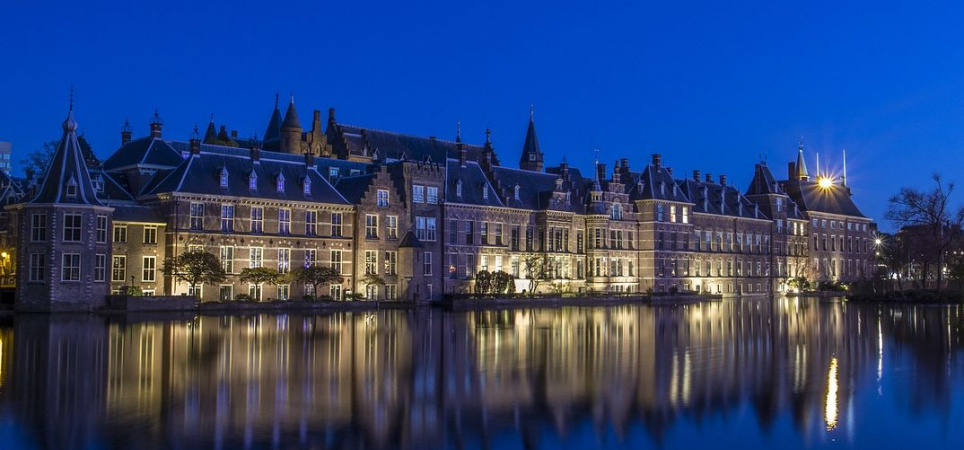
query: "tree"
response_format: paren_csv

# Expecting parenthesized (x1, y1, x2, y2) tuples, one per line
(886, 174, 964, 290)
(522, 254, 550, 294)
(162, 251, 226, 298)
(360, 274, 386, 299)
(20, 140, 58, 184)
(878, 232, 910, 292)
(239, 267, 282, 301)
(490, 271, 514, 295)
(291, 265, 343, 299)
(474, 270, 492, 295)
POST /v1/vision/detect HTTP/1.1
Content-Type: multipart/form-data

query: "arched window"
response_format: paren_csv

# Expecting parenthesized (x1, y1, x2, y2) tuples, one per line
(611, 203, 622, 220)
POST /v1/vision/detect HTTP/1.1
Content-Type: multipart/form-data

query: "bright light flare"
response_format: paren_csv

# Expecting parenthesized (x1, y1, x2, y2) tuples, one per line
(818, 177, 834, 189)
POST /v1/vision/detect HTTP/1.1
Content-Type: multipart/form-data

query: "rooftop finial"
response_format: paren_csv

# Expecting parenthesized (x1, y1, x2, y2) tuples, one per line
(191, 125, 199, 140)
(485, 127, 491, 144)
(530, 103, 534, 121)
(289, 93, 295, 104)
(798, 136, 803, 151)
(275, 92, 280, 108)
(69, 85, 74, 112)
(456, 119, 461, 143)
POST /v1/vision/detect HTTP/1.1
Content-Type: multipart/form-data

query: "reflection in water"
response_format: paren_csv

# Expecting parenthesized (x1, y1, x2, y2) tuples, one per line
(1, 300, 964, 449)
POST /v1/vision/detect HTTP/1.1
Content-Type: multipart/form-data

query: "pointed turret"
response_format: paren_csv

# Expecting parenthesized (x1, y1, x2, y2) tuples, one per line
(519, 106, 544, 172)
(795, 139, 809, 181)
(30, 103, 103, 206)
(262, 93, 283, 151)
(280, 95, 303, 153)
(202, 115, 218, 143)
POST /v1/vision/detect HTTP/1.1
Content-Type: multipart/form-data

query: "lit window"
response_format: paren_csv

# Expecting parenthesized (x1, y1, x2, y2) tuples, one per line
(142, 256, 156, 282)
(427, 186, 438, 203)
(189, 202, 204, 230)
(219, 167, 229, 187)
(276, 173, 285, 192)
(279, 209, 291, 234)
(250, 206, 263, 233)
(248, 171, 258, 190)
(305, 210, 317, 236)
(386, 215, 398, 239)
(330, 212, 343, 237)
(366, 214, 378, 238)
(112, 256, 126, 282)
(303, 177, 311, 195)
(377, 189, 389, 207)
(413, 185, 425, 203)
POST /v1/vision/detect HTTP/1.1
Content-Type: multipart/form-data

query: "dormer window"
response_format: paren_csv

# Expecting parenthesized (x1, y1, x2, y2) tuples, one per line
(514, 184, 520, 200)
(611, 203, 623, 220)
(248, 171, 258, 190)
(303, 177, 312, 195)
(328, 167, 339, 184)
(66, 176, 78, 198)
(219, 167, 229, 188)
(482, 185, 489, 200)
(456, 180, 463, 197)
(276, 173, 285, 193)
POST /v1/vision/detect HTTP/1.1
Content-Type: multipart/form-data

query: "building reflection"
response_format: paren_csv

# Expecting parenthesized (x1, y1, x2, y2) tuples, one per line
(1, 301, 963, 449)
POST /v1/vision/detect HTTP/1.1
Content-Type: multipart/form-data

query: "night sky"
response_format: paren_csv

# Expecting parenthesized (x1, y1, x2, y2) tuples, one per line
(2, 0, 964, 227)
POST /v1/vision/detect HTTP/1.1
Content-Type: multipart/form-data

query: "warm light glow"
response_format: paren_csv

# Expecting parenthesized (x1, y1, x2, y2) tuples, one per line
(1, 252, 7, 259)
(825, 357, 839, 431)
(818, 177, 834, 189)
(874, 238, 882, 246)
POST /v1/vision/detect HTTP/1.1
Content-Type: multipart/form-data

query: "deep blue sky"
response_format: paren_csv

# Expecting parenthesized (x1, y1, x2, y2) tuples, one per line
(3, 0, 964, 226)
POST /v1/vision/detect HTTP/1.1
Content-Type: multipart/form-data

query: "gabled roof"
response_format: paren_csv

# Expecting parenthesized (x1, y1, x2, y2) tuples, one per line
(677, 179, 768, 219)
(745, 163, 781, 197)
(781, 180, 866, 218)
(489, 166, 583, 212)
(328, 123, 488, 163)
(446, 160, 504, 207)
(335, 174, 376, 204)
(102, 137, 184, 172)
(144, 146, 349, 205)
(29, 107, 105, 206)
(626, 164, 691, 203)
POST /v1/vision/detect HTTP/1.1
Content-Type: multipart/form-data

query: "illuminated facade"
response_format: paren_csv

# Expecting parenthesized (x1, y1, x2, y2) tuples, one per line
(6, 100, 875, 310)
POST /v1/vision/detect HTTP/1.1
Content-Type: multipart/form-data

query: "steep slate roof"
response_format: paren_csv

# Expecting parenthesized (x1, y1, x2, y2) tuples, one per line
(519, 116, 544, 165)
(262, 98, 283, 150)
(489, 166, 583, 212)
(30, 107, 104, 206)
(782, 181, 865, 218)
(144, 146, 349, 205)
(102, 137, 184, 171)
(112, 203, 165, 223)
(677, 178, 768, 219)
(281, 97, 301, 130)
(89, 169, 136, 202)
(625, 164, 691, 203)
(329, 123, 488, 163)
(334, 174, 376, 204)
(446, 160, 504, 207)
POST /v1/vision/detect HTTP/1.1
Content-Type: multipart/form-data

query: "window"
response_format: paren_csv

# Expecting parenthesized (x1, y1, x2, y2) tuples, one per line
(331, 212, 343, 237)
(112, 256, 126, 282)
(377, 189, 389, 207)
(30, 214, 46, 242)
(427, 186, 438, 204)
(413, 185, 425, 203)
(113, 225, 127, 243)
(276, 173, 285, 192)
(219, 285, 233, 302)
(611, 203, 623, 220)
(143, 226, 157, 244)
(220, 246, 234, 273)
(279, 209, 291, 234)
(249, 283, 262, 301)
(366, 214, 379, 238)
(278, 248, 290, 274)
(92, 215, 108, 243)
(278, 284, 290, 301)
(304, 249, 317, 267)
(682, 207, 689, 224)
(456, 180, 463, 197)
(221, 204, 235, 232)
(250, 207, 263, 233)
(328, 167, 339, 184)
(482, 187, 489, 200)
(481, 222, 489, 245)
(424, 251, 433, 275)
(365, 250, 378, 275)
(66, 178, 78, 197)
(670, 205, 677, 222)
(330, 250, 343, 274)
(386, 215, 398, 239)
(465, 221, 474, 245)
(142, 256, 156, 282)
(386, 285, 397, 300)
(330, 284, 342, 301)
(63, 213, 82, 242)
(248, 171, 258, 190)
(512, 227, 521, 251)
(189, 203, 204, 230)
(249, 247, 263, 268)
(417, 216, 436, 241)
(95, 254, 107, 282)
(62, 254, 81, 281)
(28, 254, 45, 282)
(656, 204, 664, 222)
(305, 210, 317, 236)
(219, 167, 229, 187)
(385, 251, 397, 275)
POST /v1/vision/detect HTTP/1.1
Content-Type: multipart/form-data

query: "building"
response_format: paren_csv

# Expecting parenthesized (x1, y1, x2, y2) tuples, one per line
(0, 141, 11, 175)
(5, 98, 876, 310)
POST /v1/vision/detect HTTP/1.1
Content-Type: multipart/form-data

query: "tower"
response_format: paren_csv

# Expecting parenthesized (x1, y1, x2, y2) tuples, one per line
(795, 139, 809, 181)
(262, 94, 283, 151)
(280, 95, 303, 154)
(519, 107, 544, 172)
(11, 101, 113, 311)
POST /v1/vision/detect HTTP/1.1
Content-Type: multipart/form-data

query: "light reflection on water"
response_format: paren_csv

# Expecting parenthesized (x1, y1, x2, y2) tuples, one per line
(1, 298, 964, 449)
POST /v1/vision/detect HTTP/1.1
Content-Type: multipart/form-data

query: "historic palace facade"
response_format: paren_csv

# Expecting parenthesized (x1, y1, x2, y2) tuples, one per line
(6, 98, 876, 310)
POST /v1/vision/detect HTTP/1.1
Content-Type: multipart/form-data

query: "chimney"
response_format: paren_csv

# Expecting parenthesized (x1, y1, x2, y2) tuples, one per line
(250, 145, 260, 163)
(328, 107, 336, 125)
(652, 153, 661, 168)
(705, 173, 714, 183)
(312, 110, 322, 133)
(149, 110, 163, 138)
(458, 140, 467, 167)
(218, 126, 230, 142)
(121, 119, 132, 146)
(596, 162, 607, 184)
(560, 158, 570, 180)
(230, 130, 238, 140)
(305, 151, 314, 168)
(612, 160, 621, 184)
(189, 125, 201, 155)
(720, 175, 727, 186)
(788, 162, 796, 181)
(693, 170, 701, 182)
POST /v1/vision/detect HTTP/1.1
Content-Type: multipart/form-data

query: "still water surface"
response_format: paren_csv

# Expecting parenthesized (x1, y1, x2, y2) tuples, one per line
(1, 298, 963, 449)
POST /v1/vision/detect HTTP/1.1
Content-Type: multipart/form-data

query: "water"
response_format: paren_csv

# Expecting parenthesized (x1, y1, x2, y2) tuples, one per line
(1, 298, 963, 449)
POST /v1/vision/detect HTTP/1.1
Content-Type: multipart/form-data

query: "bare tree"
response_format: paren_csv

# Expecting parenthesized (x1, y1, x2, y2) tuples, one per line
(886, 174, 964, 290)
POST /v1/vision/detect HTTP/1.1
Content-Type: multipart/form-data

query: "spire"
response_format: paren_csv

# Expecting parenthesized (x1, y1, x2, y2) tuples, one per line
(281, 94, 302, 130)
(149, 108, 163, 138)
(203, 114, 218, 143)
(842, 148, 847, 186)
(816, 152, 820, 179)
(519, 107, 544, 172)
(455, 120, 461, 143)
(795, 138, 809, 181)
(262, 94, 283, 150)
(31, 100, 103, 205)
